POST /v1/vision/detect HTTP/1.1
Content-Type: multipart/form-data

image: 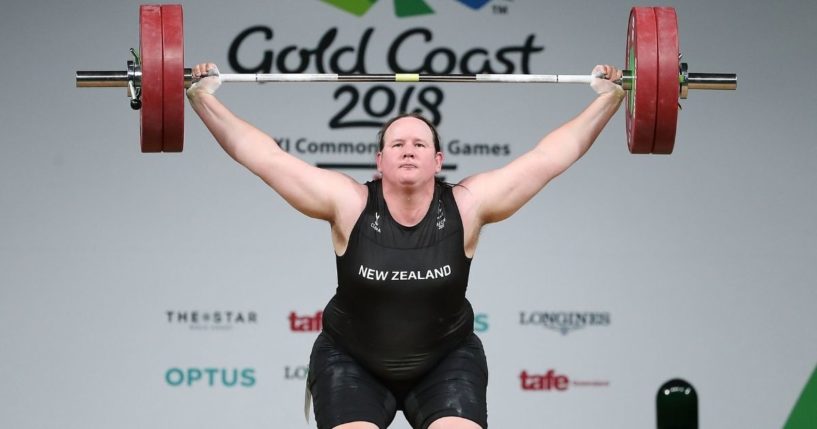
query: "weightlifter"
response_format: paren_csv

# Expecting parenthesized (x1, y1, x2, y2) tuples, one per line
(186, 62, 624, 429)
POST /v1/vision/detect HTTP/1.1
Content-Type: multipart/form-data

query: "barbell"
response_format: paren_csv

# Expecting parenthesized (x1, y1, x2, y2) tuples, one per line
(75, 4, 736, 155)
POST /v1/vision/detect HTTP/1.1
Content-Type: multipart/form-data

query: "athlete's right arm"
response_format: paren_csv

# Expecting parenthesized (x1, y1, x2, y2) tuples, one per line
(186, 63, 366, 223)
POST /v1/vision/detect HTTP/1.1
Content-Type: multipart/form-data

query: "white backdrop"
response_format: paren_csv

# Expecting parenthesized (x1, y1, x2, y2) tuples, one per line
(1, 0, 816, 428)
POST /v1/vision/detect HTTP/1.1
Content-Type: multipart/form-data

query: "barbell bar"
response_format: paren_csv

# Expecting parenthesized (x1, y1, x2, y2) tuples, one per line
(75, 70, 736, 89)
(75, 4, 736, 154)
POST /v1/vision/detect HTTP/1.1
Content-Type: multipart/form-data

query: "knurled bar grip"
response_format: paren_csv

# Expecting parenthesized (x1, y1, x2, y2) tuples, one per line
(216, 73, 597, 84)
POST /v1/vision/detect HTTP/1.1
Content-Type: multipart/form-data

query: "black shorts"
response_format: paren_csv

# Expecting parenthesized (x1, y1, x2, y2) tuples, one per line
(307, 332, 488, 429)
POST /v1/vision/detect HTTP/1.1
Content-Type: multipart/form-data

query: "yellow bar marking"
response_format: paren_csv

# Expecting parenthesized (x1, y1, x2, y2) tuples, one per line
(395, 73, 420, 82)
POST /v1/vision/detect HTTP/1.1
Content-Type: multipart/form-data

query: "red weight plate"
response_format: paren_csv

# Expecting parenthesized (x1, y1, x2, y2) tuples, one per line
(625, 7, 658, 154)
(653, 7, 679, 154)
(161, 4, 185, 152)
(140, 5, 163, 153)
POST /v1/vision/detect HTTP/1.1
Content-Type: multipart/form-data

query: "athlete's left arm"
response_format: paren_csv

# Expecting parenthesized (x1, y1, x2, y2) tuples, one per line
(455, 65, 624, 227)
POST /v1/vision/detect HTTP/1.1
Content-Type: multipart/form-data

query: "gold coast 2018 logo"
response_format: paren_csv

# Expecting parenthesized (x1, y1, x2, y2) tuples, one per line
(227, 0, 530, 165)
(321, 0, 492, 17)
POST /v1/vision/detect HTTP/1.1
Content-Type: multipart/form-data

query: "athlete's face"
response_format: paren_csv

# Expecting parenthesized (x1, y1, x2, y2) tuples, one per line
(376, 117, 443, 186)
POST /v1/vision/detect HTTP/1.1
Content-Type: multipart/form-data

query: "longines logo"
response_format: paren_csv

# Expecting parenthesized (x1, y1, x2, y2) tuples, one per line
(519, 311, 610, 335)
(166, 310, 258, 330)
(284, 365, 310, 380)
(520, 369, 609, 391)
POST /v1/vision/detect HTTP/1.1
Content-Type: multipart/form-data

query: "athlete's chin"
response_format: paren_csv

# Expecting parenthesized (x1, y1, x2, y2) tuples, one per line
(395, 177, 419, 187)
(382, 167, 433, 186)
(396, 171, 432, 186)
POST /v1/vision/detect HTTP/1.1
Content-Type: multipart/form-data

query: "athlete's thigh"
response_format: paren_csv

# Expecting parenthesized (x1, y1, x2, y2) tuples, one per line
(309, 333, 398, 429)
(402, 334, 488, 429)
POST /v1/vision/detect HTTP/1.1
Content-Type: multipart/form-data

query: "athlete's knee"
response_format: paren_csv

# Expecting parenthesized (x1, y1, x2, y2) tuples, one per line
(427, 416, 483, 429)
(332, 422, 379, 429)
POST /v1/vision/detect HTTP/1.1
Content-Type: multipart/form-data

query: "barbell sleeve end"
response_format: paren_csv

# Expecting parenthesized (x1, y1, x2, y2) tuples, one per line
(76, 71, 129, 88)
(687, 73, 737, 90)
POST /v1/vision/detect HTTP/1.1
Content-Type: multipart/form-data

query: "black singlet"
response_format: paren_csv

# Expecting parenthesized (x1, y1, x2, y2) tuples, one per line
(322, 179, 475, 383)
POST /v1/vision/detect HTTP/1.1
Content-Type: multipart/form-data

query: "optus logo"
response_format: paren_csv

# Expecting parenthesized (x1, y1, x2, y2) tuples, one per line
(165, 367, 256, 388)
(474, 313, 489, 333)
(321, 0, 492, 18)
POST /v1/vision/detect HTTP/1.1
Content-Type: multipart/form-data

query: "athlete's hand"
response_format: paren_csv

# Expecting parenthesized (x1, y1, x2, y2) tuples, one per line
(187, 63, 222, 98)
(591, 64, 624, 96)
